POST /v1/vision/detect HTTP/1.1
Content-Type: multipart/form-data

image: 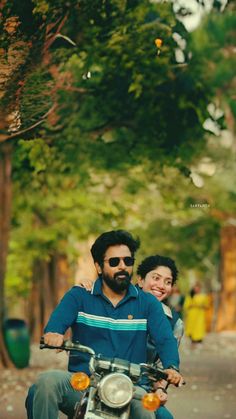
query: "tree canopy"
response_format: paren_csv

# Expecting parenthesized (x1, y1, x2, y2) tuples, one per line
(1, 0, 235, 315)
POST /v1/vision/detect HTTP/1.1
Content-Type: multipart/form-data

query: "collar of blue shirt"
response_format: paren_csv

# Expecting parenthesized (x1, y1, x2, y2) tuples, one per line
(91, 277, 139, 303)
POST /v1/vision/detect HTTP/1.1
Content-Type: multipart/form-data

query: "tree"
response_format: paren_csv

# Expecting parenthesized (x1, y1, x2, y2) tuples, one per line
(188, 2, 236, 330)
(0, 0, 72, 367)
(0, 0, 227, 365)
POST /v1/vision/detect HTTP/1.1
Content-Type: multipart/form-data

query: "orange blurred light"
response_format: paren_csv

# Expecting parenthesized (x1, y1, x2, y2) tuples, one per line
(71, 372, 90, 391)
(155, 38, 163, 49)
(142, 393, 161, 411)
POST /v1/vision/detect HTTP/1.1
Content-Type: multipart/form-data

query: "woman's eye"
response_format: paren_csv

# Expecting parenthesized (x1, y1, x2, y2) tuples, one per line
(165, 281, 172, 286)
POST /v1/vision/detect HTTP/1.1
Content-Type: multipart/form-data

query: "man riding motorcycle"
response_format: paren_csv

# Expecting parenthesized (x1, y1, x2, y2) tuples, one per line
(26, 230, 184, 419)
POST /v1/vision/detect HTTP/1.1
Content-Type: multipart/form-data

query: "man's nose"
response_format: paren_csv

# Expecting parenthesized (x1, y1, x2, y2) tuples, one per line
(118, 259, 126, 269)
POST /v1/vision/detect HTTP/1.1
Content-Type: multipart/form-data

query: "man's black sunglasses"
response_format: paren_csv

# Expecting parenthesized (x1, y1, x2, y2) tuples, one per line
(104, 257, 135, 267)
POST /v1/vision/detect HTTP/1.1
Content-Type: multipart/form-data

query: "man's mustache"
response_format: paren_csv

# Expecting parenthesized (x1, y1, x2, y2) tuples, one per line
(114, 271, 130, 280)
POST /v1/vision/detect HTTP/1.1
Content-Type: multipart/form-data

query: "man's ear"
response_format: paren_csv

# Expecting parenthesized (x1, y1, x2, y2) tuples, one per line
(95, 262, 102, 275)
(137, 275, 144, 288)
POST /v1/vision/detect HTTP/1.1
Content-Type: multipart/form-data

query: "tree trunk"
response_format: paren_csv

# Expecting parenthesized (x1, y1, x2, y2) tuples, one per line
(0, 6, 33, 368)
(29, 254, 72, 343)
(0, 4, 73, 367)
(216, 225, 236, 331)
(0, 144, 15, 368)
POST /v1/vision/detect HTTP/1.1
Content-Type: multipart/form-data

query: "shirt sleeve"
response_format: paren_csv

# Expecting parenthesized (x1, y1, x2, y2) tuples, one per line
(147, 295, 180, 369)
(44, 287, 80, 335)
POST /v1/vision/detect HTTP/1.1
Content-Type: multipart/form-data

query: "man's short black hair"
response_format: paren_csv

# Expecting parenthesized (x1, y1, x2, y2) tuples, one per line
(137, 255, 178, 284)
(91, 230, 140, 266)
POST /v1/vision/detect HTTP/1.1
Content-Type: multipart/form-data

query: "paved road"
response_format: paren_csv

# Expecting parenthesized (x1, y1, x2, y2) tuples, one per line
(0, 332, 235, 419)
(168, 332, 236, 419)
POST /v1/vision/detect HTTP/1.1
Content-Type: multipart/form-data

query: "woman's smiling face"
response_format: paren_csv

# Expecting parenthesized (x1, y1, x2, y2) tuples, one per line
(139, 265, 173, 302)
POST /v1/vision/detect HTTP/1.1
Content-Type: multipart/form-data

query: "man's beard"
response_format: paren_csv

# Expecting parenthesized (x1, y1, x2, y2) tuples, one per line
(102, 271, 132, 293)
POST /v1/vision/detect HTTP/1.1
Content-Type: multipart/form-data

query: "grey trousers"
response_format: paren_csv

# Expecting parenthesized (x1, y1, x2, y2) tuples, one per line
(30, 369, 155, 419)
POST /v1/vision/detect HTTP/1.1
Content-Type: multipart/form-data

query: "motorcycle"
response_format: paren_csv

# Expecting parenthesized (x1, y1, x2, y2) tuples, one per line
(40, 337, 169, 419)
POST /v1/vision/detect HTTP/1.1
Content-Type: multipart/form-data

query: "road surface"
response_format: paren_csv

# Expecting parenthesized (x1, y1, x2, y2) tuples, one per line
(0, 332, 235, 419)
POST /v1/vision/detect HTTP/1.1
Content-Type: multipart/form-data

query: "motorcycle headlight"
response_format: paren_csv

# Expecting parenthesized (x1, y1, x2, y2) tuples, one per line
(98, 373, 133, 408)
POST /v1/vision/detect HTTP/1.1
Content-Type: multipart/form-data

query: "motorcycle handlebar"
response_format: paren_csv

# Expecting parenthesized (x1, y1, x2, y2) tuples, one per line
(140, 363, 168, 381)
(39, 337, 176, 383)
(40, 337, 95, 355)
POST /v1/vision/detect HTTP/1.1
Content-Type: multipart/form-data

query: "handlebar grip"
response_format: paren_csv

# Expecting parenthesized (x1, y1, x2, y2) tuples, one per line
(39, 336, 69, 350)
(141, 364, 169, 381)
(157, 371, 168, 380)
(152, 368, 168, 381)
(39, 337, 63, 350)
(39, 337, 95, 355)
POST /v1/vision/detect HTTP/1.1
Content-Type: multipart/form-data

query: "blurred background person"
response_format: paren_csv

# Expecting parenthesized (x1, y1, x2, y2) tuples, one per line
(167, 284, 185, 320)
(184, 283, 209, 347)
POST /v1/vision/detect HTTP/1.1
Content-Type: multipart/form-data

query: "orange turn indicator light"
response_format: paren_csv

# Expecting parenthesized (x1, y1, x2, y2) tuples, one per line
(142, 393, 161, 411)
(70, 372, 90, 391)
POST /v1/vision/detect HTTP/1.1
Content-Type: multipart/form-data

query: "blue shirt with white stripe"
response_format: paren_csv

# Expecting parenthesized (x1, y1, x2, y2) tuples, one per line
(44, 278, 179, 374)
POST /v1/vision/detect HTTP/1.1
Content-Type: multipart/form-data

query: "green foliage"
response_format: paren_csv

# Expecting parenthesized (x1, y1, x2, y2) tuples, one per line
(20, 69, 54, 127)
(67, 0, 208, 164)
(137, 216, 220, 274)
(10, 0, 210, 166)
(4, 0, 236, 302)
(189, 7, 236, 121)
(32, 0, 49, 15)
(32, 0, 78, 20)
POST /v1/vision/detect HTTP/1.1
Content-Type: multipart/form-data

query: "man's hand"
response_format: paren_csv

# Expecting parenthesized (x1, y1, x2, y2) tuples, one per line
(164, 369, 184, 387)
(44, 332, 64, 347)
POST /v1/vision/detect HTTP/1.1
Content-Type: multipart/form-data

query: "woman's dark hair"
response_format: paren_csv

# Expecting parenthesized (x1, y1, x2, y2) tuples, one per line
(190, 288, 196, 298)
(137, 255, 178, 284)
(90, 230, 140, 266)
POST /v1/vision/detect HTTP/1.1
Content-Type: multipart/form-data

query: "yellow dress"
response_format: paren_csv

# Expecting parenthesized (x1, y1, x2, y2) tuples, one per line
(184, 294, 209, 342)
